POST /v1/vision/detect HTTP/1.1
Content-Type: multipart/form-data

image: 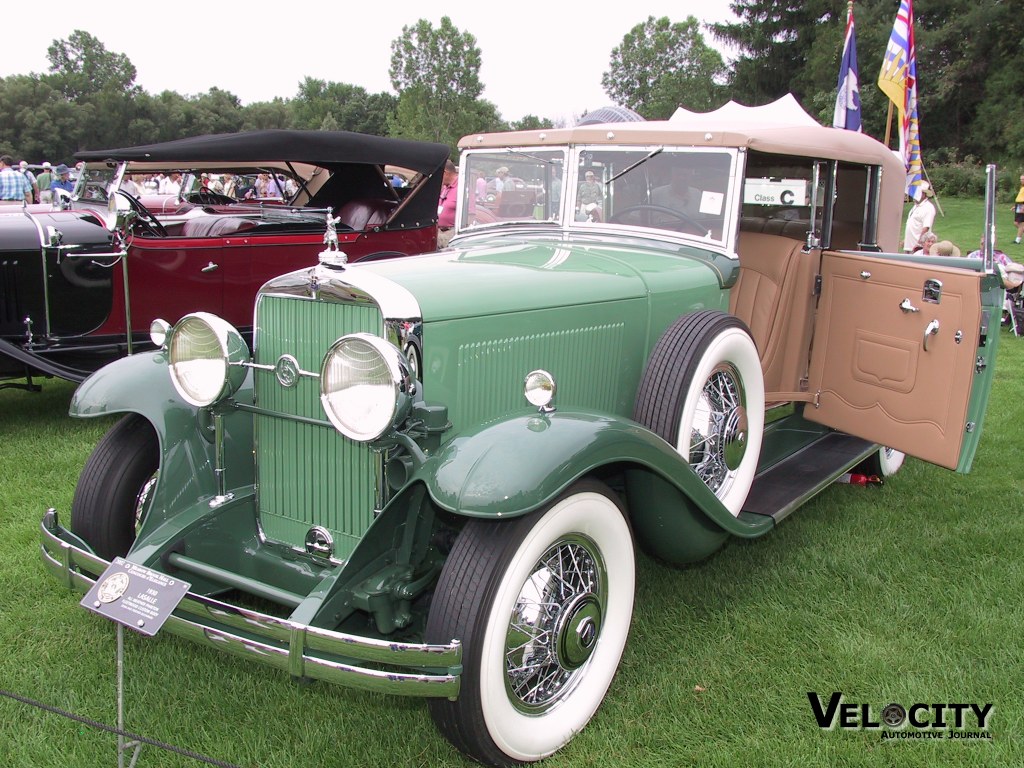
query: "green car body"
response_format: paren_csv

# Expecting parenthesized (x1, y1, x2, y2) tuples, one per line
(42, 100, 1003, 766)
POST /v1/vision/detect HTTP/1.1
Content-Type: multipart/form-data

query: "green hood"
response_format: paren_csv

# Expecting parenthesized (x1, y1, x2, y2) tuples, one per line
(361, 234, 730, 321)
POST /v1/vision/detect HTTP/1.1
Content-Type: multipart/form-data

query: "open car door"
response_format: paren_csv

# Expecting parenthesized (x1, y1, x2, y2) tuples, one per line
(805, 250, 1001, 472)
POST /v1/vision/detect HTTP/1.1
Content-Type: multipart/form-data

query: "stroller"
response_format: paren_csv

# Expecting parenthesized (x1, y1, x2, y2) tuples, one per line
(1001, 262, 1024, 337)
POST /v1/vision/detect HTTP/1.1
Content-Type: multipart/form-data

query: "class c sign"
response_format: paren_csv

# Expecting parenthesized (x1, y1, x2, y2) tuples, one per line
(744, 179, 808, 207)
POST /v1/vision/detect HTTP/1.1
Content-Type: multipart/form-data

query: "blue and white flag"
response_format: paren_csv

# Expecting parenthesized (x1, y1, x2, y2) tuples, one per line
(833, 3, 861, 132)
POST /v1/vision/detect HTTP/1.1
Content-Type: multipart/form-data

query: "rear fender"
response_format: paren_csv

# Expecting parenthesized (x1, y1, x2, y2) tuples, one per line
(416, 409, 773, 559)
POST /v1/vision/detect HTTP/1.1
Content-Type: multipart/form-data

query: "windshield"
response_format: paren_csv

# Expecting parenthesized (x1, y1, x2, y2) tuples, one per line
(571, 147, 735, 242)
(460, 147, 737, 244)
(73, 165, 117, 202)
(460, 150, 567, 229)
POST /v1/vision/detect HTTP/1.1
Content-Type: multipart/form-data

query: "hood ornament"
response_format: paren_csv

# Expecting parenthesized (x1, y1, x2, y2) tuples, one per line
(318, 207, 349, 269)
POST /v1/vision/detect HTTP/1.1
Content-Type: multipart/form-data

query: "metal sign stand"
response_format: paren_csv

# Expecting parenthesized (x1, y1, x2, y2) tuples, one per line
(80, 557, 191, 768)
(117, 623, 143, 768)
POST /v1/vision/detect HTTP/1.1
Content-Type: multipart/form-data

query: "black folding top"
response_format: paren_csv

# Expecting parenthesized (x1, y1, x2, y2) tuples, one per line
(76, 130, 450, 175)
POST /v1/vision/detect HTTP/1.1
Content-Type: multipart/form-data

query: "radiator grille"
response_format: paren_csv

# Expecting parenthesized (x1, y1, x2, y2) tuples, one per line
(253, 295, 383, 559)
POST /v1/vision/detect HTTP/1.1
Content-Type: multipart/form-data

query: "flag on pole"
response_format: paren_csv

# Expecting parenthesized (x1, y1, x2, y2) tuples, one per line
(878, 0, 924, 199)
(833, 2, 861, 131)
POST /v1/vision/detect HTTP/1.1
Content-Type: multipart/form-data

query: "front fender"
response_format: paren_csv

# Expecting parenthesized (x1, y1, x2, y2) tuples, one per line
(70, 350, 255, 525)
(418, 409, 773, 543)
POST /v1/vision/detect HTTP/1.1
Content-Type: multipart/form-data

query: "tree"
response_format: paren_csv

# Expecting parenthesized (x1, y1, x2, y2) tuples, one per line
(46, 30, 139, 101)
(510, 115, 555, 131)
(388, 17, 488, 148)
(603, 16, 728, 118)
(290, 78, 396, 135)
(0, 74, 85, 162)
(712, 0, 1024, 162)
(240, 98, 292, 131)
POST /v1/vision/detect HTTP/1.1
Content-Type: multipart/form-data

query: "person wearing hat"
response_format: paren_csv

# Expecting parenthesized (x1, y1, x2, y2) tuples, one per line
(0, 155, 32, 204)
(903, 180, 936, 253)
(37, 162, 53, 204)
(50, 164, 75, 199)
(19, 160, 39, 203)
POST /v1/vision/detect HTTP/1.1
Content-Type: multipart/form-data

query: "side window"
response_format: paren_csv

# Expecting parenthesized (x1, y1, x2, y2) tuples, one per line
(740, 155, 817, 242)
(740, 154, 872, 248)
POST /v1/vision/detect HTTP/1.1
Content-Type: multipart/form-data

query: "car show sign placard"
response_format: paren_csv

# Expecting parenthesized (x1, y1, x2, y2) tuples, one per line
(81, 557, 190, 637)
(743, 178, 809, 207)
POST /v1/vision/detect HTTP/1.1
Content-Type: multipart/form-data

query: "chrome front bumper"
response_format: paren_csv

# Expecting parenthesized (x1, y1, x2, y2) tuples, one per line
(40, 510, 461, 698)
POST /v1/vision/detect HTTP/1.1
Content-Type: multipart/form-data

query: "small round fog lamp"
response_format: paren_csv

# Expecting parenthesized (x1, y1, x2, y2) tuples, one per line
(524, 369, 556, 410)
(150, 318, 171, 347)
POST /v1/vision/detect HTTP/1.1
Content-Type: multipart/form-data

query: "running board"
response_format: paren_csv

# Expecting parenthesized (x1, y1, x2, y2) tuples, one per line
(743, 433, 877, 522)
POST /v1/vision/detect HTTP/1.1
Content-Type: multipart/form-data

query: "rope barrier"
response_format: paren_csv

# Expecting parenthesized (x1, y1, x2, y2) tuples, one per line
(0, 688, 243, 768)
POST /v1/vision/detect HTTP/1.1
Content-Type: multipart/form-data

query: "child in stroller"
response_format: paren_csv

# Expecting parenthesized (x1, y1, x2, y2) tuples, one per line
(968, 236, 1024, 336)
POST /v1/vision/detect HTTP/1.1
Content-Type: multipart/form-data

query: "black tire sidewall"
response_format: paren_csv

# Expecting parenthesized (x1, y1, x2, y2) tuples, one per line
(70, 414, 159, 560)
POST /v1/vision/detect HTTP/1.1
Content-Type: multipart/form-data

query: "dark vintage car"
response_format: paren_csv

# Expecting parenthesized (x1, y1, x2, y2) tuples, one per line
(42, 99, 1002, 765)
(1, 130, 450, 389)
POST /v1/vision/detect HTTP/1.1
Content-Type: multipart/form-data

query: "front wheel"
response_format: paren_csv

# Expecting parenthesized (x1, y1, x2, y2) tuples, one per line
(71, 414, 159, 560)
(426, 481, 635, 766)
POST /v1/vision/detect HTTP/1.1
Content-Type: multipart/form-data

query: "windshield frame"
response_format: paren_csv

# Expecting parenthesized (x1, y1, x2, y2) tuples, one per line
(457, 145, 743, 253)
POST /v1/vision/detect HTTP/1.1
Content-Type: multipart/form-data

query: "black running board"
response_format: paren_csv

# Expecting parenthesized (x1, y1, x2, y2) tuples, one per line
(743, 433, 877, 522)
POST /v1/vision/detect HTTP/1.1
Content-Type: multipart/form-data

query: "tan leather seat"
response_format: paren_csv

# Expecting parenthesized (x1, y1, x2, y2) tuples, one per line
(730, 232, 816, 395)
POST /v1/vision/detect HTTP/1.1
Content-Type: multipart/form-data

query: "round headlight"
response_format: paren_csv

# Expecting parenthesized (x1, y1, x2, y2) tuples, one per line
(320, 333, 412, 442)
(168, 313, 248, 407)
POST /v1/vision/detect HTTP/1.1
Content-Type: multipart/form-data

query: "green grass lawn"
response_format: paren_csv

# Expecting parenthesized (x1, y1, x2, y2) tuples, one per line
(1, 199, 1022, 767)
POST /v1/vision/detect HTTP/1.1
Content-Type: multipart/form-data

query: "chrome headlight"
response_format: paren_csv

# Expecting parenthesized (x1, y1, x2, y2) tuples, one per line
(168, 313, 248, 407)
(320, 333, 413, 442)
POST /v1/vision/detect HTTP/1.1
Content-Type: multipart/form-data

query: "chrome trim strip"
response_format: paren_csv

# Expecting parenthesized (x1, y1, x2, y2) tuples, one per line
(261, 263, 423, 322)
(40, 519, 462, 698)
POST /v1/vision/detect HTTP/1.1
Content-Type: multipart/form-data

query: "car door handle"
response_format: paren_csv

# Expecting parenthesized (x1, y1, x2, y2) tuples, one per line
(899, 298, 920, 313)
(923, 319, 939, 351)
(201, 262, 219, 273)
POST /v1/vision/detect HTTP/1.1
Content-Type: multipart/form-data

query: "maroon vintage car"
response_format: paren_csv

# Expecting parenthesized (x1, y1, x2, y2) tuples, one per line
(1, 130, 450, 389)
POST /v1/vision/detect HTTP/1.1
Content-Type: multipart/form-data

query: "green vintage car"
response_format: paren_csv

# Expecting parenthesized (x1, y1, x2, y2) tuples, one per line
(42, 100, 1003, 766)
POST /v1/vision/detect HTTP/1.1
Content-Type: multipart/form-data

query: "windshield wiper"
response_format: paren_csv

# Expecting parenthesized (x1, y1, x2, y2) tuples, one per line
(606, 147, 664, 184)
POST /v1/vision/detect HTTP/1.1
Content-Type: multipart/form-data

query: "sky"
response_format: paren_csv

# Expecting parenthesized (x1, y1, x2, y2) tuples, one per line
(3, 1, 739, 124)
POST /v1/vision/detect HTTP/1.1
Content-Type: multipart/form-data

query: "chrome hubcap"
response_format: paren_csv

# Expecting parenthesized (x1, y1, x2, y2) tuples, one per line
(504, 537, 605, 712)
(688, 363, 747, 495)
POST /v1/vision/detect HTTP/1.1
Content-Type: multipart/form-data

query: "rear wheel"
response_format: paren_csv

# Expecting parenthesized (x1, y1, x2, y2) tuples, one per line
(71, 414, 159, 560)
(426, 481, 635, 766)
(857, 446, 905, 478)
(633, 310, 764, 516)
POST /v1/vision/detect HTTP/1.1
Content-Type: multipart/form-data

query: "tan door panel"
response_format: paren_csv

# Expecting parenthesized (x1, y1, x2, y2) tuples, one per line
(806, 251, 982, 469)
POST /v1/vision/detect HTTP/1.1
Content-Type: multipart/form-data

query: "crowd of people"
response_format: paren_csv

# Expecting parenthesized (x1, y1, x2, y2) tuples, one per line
(901, 175, 1024, 282)
(0, 156, 75, 204)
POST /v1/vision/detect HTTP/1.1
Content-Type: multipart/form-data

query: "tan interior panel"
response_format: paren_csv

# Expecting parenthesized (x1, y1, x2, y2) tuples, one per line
(806, 251, 983, 468)
(731, 232, 817, 395)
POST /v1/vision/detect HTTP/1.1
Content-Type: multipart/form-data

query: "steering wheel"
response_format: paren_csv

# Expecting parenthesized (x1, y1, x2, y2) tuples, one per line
(115, 190, 167, 237)
(608, 204, 707, 235)
(195, 187, 234, 206)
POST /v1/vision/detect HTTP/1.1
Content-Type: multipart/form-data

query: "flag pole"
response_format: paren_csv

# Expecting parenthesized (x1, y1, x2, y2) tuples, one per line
(884, 102, 893, 148)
